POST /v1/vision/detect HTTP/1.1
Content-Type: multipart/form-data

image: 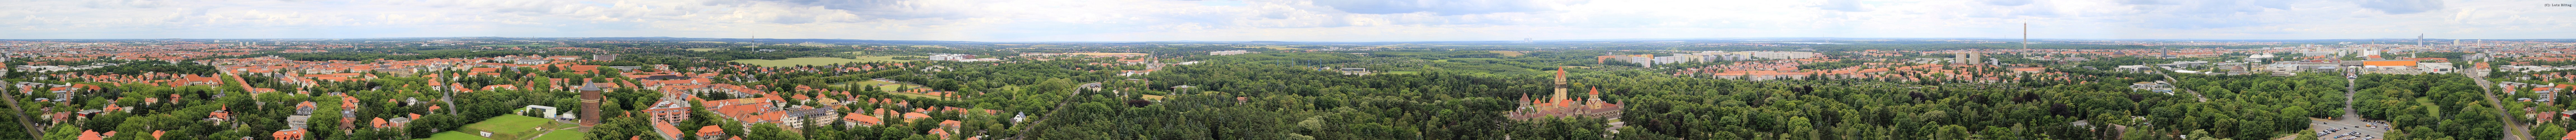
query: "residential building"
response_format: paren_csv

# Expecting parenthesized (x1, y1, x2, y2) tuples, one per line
(513, 59, 550, 65)
(922, 53, 968, 61)
(1652, 56, 1688, 66)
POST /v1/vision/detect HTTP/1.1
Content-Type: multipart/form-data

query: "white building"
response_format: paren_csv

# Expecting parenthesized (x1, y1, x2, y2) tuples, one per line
(2115, 65, 2155, 73)
(922, 54, 968, 61)
(1210, 50, 1256, 55)
(2418, 62, 2456, 74)
(1652, 56, 1689, 65)
(513, 59, 551, 65)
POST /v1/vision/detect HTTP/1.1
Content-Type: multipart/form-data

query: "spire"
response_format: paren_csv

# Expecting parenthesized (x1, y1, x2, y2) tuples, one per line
(1588, 87, 1600, 95)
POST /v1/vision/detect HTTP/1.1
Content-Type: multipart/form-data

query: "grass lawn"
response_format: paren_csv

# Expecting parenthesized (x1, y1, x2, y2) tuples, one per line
(453, 115, 557, 140)
(730, 57, 912, 67)
(1488, 51, 1525, 57)
(417, 131, 489, 140)
(530, 130, 590, 140)
(1385, 71, 1422, 74)
(2417, 98, 2441, 116)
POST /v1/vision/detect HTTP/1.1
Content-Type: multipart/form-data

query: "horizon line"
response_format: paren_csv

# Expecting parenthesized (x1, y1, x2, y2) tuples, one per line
(4, 36, 2568, 43)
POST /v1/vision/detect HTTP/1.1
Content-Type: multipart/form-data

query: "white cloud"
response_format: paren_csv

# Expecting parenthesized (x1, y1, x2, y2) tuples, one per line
(0, 0, 2569, 41)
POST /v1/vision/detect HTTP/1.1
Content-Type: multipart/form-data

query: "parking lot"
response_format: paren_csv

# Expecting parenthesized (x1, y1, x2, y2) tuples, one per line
(2309, 117, 2390, 140)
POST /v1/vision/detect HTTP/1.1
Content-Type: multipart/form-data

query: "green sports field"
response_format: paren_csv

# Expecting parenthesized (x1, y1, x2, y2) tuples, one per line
(416, 115, 568, 140)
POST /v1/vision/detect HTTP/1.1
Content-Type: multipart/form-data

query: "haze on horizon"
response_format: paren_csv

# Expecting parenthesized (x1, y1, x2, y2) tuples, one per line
(4, 0, 2572, 42)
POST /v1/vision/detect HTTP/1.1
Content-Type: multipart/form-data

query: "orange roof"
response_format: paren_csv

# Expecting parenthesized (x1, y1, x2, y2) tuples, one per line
(78, 130, 100, 140)
(2361, 60, 2416, 67)
(2564, 131, 2576, 140)
(843, 113, 882, 125)
(697, 125, 724, 135)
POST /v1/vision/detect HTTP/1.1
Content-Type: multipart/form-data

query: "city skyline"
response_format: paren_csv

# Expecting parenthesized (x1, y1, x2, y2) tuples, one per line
(5, 0, 2572, 41)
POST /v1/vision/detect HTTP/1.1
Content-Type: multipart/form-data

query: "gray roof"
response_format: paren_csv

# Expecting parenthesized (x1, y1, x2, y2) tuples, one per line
(579, 83, 602, 91)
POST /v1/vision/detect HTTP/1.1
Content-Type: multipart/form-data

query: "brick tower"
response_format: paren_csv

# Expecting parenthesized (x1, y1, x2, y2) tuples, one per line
(578, 82, 603, 127)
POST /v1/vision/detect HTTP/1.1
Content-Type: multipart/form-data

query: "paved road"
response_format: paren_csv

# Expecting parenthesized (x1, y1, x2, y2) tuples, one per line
(2311, 77, 2388, 140)
(2467, 66, 2532, 140)
(2150, 65, 2209, 102)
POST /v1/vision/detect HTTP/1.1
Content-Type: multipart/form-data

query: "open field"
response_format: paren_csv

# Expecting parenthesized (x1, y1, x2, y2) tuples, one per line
(685, 48, 730, 52)
(731, 57, 912, 67)
(417, 131, 486, 140)
(530, 130, 589, 140)
(1488, 51, 1525, 57)
(1234, 46, 1304, 50)
(841, 80, 911, 92)
(438, 115, 562, 140)
(843, 52, 865, 55)
(479, 45, 563, 47)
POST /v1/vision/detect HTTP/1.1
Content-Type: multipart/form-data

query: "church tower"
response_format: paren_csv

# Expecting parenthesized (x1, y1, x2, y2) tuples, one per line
(1554, 66, 1568, 97)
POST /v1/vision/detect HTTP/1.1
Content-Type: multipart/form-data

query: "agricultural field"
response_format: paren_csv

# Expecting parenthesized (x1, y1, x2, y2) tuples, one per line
(729, 57, 913, 67)
(684, 48, 729, 52)
(1488, 51, 1525, 57)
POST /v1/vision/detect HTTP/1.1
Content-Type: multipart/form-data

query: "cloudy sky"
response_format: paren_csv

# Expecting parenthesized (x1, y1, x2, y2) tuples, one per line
(4, 0, 2571, 41)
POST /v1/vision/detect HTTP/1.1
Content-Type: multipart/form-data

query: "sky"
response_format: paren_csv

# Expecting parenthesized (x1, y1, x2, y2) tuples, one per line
(3, 0, 2572, 41)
